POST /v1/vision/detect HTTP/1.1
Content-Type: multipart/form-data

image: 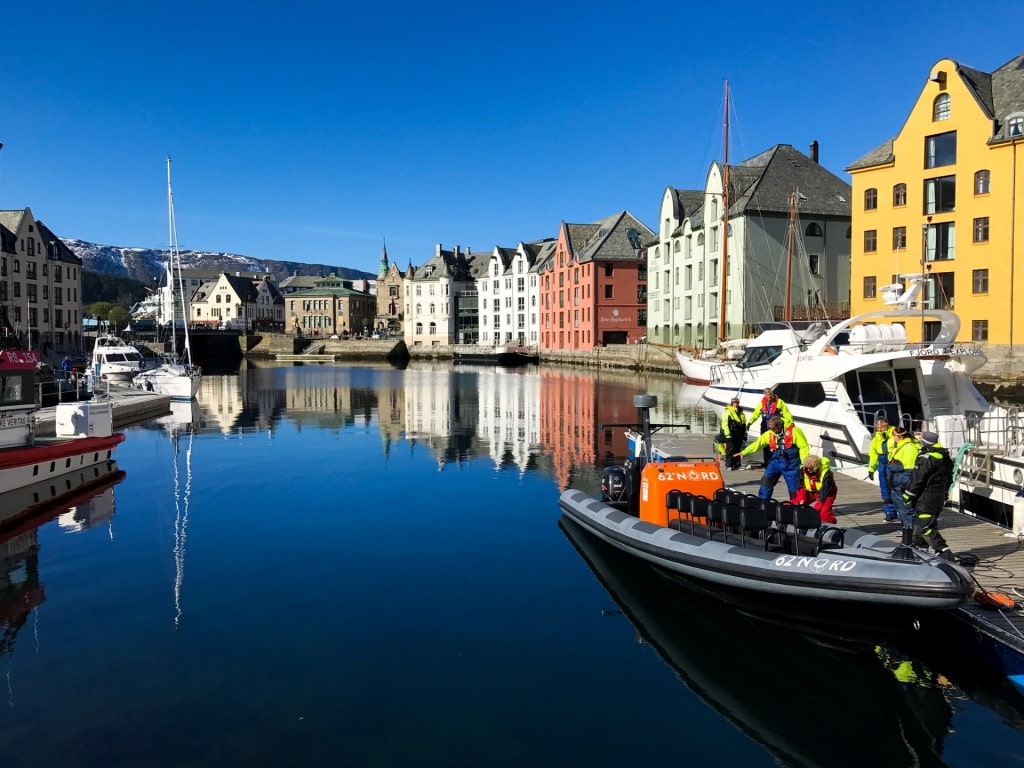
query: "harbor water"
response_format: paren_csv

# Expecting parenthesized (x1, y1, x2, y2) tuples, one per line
(2, 361, 1024, 767)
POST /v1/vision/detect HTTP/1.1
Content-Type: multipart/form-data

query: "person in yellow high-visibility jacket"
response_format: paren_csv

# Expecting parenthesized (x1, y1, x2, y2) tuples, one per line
(747, 388, 792, 467)
(736, 415, 809, 500)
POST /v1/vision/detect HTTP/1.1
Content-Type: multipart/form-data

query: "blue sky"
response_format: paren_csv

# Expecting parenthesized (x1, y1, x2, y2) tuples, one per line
(2, 0, 1023, 275)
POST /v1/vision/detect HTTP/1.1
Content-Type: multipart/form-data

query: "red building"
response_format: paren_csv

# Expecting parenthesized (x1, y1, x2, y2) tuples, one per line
(539, 211, 653, 350)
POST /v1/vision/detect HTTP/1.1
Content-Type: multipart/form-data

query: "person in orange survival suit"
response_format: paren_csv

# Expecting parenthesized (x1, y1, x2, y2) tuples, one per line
(793, 454, 838, 524)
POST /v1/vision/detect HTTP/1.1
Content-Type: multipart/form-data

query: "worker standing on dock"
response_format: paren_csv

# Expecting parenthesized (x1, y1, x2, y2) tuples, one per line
(903, 431, 959, 561)
(719, 397, 746, 470)
(747, 388, 792, 468)
(887, 425, 921, 534)
(735, 415, 809, 500)
(866, 415, 898, 522)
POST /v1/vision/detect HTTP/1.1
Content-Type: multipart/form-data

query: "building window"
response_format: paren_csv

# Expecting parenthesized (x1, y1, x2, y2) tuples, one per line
(973, 269, 989, 294)
(863, 276, 877, 299)
(925, 222, 956, 261)
(975, 170, 991, 195)
(604, 285, 613, 299)
(924, 175, 956, 214)
(604, 263, 613, 277)
(808, 254, 819, 275)
(864, 230, 877, 253)
(892, 226, 906, 250)
(1010, 114, 1024, 137)
(973, 217, 990, 243)
(972, 320, 988, 341)
(933, 93, 951, 121)
(805, 223, 822, 237)
(893, 183, 907, 207)
(925, 132, 956, 168)
(864, 188, 878, 210)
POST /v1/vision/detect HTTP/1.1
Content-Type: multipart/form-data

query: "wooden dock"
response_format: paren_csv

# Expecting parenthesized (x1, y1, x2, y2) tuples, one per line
(33, 386, 171, 436)
(650, 430, 1024, 670)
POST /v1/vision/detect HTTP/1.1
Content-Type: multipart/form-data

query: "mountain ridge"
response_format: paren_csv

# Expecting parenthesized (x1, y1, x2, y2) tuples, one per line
(66, 239, 376, 285)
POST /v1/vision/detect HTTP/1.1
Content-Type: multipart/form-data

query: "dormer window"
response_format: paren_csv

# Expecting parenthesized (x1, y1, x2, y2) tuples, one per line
(1009, 113, 1024, 137)
(933, 93, 951, 121)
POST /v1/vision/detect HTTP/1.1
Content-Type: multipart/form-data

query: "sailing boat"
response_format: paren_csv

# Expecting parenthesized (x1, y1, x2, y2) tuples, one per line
(132, 158, 202, 400)
(677, 81, 750, 384)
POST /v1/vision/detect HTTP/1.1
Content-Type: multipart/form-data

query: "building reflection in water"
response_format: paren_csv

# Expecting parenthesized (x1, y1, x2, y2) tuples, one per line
(0, 462, 126, 703)
(199, 361, 719, 489)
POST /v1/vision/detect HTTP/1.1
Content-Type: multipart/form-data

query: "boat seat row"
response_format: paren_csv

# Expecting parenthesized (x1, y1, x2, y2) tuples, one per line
(665, 490, 843, 555)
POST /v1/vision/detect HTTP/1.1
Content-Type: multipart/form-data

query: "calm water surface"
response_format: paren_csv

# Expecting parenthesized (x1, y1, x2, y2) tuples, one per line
(2, 361, 1024, 767)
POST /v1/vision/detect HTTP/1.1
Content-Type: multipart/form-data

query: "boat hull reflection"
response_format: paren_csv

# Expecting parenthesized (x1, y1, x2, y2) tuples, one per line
(560, 516, 956, 767)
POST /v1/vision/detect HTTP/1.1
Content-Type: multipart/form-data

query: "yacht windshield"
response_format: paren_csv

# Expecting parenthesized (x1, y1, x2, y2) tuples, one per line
(737, 346, 782, 367)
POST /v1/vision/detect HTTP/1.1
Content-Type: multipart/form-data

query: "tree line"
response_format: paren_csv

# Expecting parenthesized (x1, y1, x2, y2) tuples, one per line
(83, 270, 148, 332)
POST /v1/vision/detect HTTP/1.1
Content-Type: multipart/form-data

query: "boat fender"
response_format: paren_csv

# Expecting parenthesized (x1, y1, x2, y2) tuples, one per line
(823, 346, 837, 355)
(975, 590, 1015, 610)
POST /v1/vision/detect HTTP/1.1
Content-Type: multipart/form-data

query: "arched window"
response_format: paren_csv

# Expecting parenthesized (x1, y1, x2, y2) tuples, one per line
(933, 93, 951, 121)
(805, 223, 823, 237)
(673, 240, 681, 252)
(428, 322, 436, 335)
(697, 233, 705, 247)
(893, 183, 907, 206)
(975, 170, 991, 195)
(430, 303, 435, 314)
(864, 188, 878, 210)
(415, 322, 423, 334)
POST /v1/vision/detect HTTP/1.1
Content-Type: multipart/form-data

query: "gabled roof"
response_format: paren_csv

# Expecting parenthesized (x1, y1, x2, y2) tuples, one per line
(222, 273, 259, 302)
(0, 209, 27, 236)
(409, 245, 476, 282)
(668, 189, 705, 237)
(849, 51, 1024, 169)
(728, 145, 852, 218)
(565, 210, 655, 264)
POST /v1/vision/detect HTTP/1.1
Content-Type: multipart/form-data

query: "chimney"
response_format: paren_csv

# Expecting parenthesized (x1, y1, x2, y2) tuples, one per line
(435, 243, 442, 258)
(453, 245, 461, 258)
(809, 140, 819, 164)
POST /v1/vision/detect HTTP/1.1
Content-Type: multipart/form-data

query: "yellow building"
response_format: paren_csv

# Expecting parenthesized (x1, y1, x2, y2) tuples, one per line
(847, 53, 1024, 352)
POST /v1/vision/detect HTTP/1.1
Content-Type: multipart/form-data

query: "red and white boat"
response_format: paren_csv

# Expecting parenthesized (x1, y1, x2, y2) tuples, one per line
(0, 346, 125, 495)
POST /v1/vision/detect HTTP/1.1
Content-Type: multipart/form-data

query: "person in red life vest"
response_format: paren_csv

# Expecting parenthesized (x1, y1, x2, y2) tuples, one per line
(747, 387, 793, 467)
(794, 454, 838, 524)
(736, 415, 809, 500)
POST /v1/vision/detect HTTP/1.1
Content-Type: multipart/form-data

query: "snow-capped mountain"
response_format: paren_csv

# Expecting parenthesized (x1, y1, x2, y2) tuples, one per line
(65, 239, 374, 285)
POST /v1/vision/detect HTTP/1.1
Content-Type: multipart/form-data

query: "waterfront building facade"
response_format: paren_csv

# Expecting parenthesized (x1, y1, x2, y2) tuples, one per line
(538, 211, 653, 351)
(0, 208, 84, 353)
(282, 274, 375, 336)
(475, 239, 554, 348)
(847, 52, 1024, 348)
(375, 245, 405, 336)
(649, 144, 852, 349)
(403, 244, 478, 347)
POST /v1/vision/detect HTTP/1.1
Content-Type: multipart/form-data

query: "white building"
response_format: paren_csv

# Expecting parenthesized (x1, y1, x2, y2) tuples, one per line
(476, 240, 554, 347)
(404, 244, 478, 346)
(649, 143, 852, 348)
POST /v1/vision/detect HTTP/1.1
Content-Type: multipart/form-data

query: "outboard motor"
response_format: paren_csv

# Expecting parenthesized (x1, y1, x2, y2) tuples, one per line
(601, 466, 627, 505)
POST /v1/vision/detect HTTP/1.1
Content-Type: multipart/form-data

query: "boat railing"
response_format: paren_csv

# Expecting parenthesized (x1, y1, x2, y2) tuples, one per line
(963, 405, 1024, 458)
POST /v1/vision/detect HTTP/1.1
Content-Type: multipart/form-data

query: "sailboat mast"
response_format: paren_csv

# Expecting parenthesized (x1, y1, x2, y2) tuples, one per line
(784, 191, 796, 323)
(167, 157, 192, 364)
(718, 81, 730, 343)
